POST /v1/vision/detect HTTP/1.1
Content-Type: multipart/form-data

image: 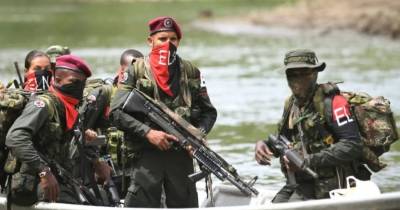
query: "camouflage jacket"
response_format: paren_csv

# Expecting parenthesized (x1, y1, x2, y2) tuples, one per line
(278, 84, 364, 197)
(110, 57, 217, 151)
(5, 92, 98, 175)
(80, 80, 115, 130)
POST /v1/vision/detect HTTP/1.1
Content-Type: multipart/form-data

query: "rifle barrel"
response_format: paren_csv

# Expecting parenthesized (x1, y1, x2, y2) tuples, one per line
(13, 61, 23, 86)
(123, 89, 259, 196)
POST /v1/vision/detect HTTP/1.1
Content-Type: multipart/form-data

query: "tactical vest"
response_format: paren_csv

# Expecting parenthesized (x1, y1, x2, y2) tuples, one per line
(82, 80, 121, 166)
(2, 92, 67, 175)
(35, 93, 69, 166)
(132, 57, 201, 121)
(281, 84, 358, 198)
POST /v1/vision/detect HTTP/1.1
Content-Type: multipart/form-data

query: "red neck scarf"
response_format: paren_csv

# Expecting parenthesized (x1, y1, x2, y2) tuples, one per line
(49, 86, 79, 131)
(149, 42, 180, 97)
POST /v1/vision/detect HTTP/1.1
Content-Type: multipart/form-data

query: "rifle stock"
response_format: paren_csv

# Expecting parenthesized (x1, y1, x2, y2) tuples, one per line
(122, 89, 259, 196)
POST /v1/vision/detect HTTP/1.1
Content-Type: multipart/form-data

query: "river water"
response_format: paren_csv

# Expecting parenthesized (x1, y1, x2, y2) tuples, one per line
(1, 2, 400, 200)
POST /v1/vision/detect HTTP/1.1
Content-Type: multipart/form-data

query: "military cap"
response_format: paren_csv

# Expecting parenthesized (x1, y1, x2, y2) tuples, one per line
(56, 55, 91, 77)
(46, 45, 71, 63)
(148, 16, 182, 39)
(283, 49, 326, 72)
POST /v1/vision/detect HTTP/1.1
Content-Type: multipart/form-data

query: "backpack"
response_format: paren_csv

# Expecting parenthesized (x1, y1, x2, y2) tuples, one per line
(0, 90, 30, 189)
(0, 91, 55, 177)
(318, 83, 398, 172)
(0, 91, 29, 160)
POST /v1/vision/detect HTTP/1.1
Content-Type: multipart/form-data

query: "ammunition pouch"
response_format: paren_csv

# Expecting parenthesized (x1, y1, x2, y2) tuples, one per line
(11, 172, 38, 206)
(4, 151, 19, 174)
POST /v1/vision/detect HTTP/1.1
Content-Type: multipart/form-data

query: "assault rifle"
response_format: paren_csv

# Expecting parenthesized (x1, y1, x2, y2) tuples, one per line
(122, 89, 259, 196)
(13, 61, 23, 88)
(265, 135, 318, 179)
(38, 152, 98, 205)
(80, 88, 121, 206)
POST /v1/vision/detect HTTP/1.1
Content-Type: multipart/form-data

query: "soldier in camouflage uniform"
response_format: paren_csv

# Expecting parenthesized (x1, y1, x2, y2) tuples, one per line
(6, 55, 111, 204)
(1, 50, 51, 192)
(255, 49, 368, 202)
(110, 16, 217, 208)
(80, 49, 144, 198)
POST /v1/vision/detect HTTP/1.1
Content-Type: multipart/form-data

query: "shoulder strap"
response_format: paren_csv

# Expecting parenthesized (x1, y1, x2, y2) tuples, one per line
(101, 84, 114, 104)
(134, 58, 147, 82)
(313, 82, 341, 125)
(178, 58, 193, 107)
(180, 59, 197, 79)
(278, 96, 294, 135)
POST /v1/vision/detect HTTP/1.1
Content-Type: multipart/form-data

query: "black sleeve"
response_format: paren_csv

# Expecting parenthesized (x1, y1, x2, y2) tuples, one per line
(192, 86, 217, 134)
(308, 95, 363, 167)
(5, 99, 49, 173)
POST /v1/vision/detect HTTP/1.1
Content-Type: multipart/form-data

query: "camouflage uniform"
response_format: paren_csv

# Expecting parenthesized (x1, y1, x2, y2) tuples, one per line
(80, 79, 128, 196)
(110, 57, 217, 207)
(5, 92, 97, 204)
(268, 50, 366, 202)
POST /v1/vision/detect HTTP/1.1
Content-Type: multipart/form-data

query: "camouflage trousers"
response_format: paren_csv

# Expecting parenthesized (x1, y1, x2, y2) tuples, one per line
(124, 149, 198, 208)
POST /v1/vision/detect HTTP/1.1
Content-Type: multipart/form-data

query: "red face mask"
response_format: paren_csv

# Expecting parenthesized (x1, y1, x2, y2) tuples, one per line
(149, 41, 180, 97)
(23, 69, 52, 91)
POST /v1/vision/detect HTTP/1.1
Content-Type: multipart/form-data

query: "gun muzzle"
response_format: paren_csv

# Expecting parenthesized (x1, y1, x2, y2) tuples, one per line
(304, 168, 319, 179)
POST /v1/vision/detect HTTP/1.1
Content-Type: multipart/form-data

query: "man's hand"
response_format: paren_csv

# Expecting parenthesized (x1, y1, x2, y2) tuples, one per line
(255, 140, 274, 165)
(39, 168, 60, 202)
(145, 129, 178, 151)
(85, 129, 97, 142)
(93, 160, 112, 185)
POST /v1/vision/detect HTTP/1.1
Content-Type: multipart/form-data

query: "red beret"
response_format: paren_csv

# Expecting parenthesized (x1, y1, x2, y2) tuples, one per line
(148, 16, 182, 40)
(56, 54, 91, 77)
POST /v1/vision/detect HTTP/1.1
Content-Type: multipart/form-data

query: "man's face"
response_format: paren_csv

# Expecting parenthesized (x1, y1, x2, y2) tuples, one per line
(286, 68, 318, 104)
(147, 31, 180, 48)
(53, 69, 86, 86)
(26, 56, 51, 75)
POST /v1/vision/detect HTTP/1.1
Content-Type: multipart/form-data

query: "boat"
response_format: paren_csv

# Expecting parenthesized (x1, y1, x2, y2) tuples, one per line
(1, 184, 400, 210)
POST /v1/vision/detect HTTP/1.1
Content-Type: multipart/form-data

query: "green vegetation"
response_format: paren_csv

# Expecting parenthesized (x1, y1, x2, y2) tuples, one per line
(0, 0, 294, 49)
